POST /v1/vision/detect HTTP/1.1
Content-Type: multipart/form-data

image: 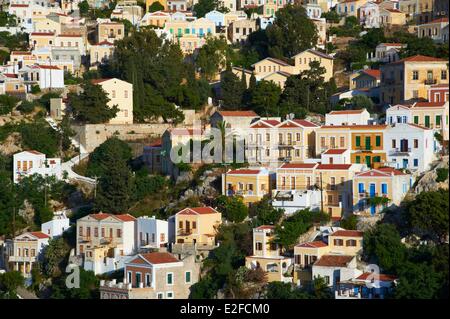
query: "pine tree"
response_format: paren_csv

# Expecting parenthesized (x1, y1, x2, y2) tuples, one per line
(221, 69, 245, 110)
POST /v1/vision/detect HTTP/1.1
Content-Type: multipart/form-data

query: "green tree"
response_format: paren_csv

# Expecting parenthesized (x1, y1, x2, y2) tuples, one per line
(363, 223, 407, 273)
(350, 95, 375, 112)
(406, 189, 449, 243)
(42, 237, 70, 278)
(0, 271, 24, 298)
(86, 137, 132, 178)
(95, 156, 135, 213)
(196, 35, 231, 81)
(149, 2, 164, 12)
(17, 100, 36, 114)
(19, 121, 60, 157)
(249, 80, 281, 117)
(0, 94, 19, 115)
(266, 4, 318, 58)
(250, 196, 284, 226)
(78, 0, 90, 17)
(193, 0, 229, 18)
(222, 196, 248, 223)
(68, 81, 118, 124)
(340, 214, 358, 230)
(436, 168, 448, 183)
(220, 68, 246, 110)
(394, 261, 441, 299)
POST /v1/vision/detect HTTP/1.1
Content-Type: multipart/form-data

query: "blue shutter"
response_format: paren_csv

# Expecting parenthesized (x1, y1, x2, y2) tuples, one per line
(358, 183, 364, 193)
(381, 183, 387, 194)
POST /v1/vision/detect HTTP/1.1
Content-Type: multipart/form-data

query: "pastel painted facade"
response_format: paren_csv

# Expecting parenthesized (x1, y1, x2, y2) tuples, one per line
(173, 207, 222, 246)
(228, 19, 257, 43)
(428, 83, 449, 103)
(351, 69, 380, 90)
(379, 8, 406, 26)
(380, 55, 449, 105)
(325, 109, 371, 126)
(41, 213, 70, 238)
(311, 18, 327, 48)
(4, 231, 49, 278)
(100, 252, 200, 299)
(360, 1, 380, 28)
(384, 123, 438, 172)
(353, 167, 412, 215)
(336, 0, 368, 17)
(336, 272, 398, 299)
(13, 150, 62, 183)
(222, 168, 274, 204)
(19, 64, 65, 90)
(245, 226, 293, 283)
(252, 57, 294, 78)
(210, 110, 259, 130)
(137, 216, 169, 249)
(417, 17, 449, 43)
(139, 11, 171, 27)
(96, 21, 125, 43)
(291, 49, 334, 82)
(76, 213, 137, 274)
(89, 40, 115, 66)
(29, 32, 56, 49)
(91, 78, 134, 124)
(312, 255, 362, 289)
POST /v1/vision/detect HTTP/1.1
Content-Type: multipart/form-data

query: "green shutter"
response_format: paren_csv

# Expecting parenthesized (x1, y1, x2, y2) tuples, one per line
(375, 135, 381, 147)
(355, 156, 360, 163)
(373, 156, 381, 163)
(355, 136, 361, 147)
(414, 116, 419, 124)
(436, 115, 441, 127)
(365, 136, 371, 150)
(365, 156, 371, 167)
(425, 115, 430, 128)
(185, 271, 191, 283)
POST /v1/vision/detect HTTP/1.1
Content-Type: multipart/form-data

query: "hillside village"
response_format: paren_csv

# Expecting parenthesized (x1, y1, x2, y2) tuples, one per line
(0, 0, 448, 300)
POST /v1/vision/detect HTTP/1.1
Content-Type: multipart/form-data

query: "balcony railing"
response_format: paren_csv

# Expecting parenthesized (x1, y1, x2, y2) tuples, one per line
(424, 79, 437, 85)
(177, 230, 193, 236)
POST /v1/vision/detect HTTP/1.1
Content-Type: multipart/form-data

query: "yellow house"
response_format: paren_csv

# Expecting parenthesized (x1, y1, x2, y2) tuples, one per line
(165, 18, 216, 53)
(276, 119, 319, 161)
(89, 40, 115, 66)
(140, 10, 171, 27)
(222, 168, 274, 205)
(261, 71, 292, 89)
(33, 17, 62, 34)
(292, 49, 334, 81)
(353, 167, 412, 216)
(29, 32, 56, 49)
(91, 78, 133, 124)
(97, 21, 125, 43)
(328, 230, 364, 255)
(379, 8, 407, 26)
(252, 57, 294, 78)
(380, 55, 449, 105)
(174, 207, 222, 246)
(316, 124, 388, 168)
(336, 0, 368, 17)
(245, 225, 293, 283)
(410, 101, 450, 140)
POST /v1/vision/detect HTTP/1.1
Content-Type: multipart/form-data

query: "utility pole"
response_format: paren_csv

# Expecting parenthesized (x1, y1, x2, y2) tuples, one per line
(94, 175, 98, 199)
(11, 183, 16, 239)
(320, 171, 324, 213)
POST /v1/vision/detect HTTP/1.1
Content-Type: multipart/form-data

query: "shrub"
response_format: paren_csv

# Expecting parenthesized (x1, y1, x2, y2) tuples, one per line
(436, 168, 448, 183)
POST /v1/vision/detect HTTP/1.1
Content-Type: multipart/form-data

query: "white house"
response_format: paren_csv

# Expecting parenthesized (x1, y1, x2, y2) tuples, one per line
(312, 255, 363, 290)
(371, 43, 405, 63)
(41, 212, 70, 238)
(321, 149, 351, 164)
(13, 150, 62, 184)
(360, 1, 380, 28)
(19, 64, 65, 90)
(205, 10, 225, 27)
(383, 123, 437, 173)
(325, 109, 371, 126)
(136, 216, 169, 250)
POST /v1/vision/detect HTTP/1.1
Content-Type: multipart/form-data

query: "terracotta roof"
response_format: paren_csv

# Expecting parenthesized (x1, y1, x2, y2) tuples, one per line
(146, 139, 162, 147)
(278, 119, 318, 128)
(331, 230, 363, 237)
(25, 150, 44, 155)
(296, 241, 328, 248)
(292, 119, 319, 127)
(138, 252, 179, 265)
(91, 78, 111, 84)
(11, 51, 32, 55)
(317, 164, 352, 170)
(279, 163, 318, 169)
(357, 167, 406, 177)
(89, 213, 136, 222)
(97, 40, 114, 45)
(397, 55, 447, 63)
(356, 272, 397, 281)
(320, 124, 387, 129)
(430, 84, 449, 88)
(30, 231, 50, 239)
(384, 8, 403, 13)
(323, 149, 347, 155)
(250, 119, 280, 128)
(427, 18, 449, 24)
(314, 255, 354, 267)
(178, 207, 219, 215)
(413, 101, 446, 107)
(227, 169, 265, 175)
(218, 110, 258, 117)
(57, 34, 82, 37)
(329, 109, 365, 115)
(266, 57, 292, 66)
(3, 73, 18, 78)
(361, 69, 381, 79)
(380, 43, 404, 47)
(255, 225, 275, 230)
(30, 32, 55, 36)
(406, 123, 431, 130)
(305, 49, 333, 60)
(10, 4, 29, 7)
(32, 65, 61, 70)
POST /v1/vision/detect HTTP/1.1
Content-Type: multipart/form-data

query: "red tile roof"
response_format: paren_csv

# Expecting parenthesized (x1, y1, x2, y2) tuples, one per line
(218, 110, 258, 117)
(57, 34, 82, 37)
(314, 255, 354, 267)
(320, 124, 387, 129)
(256, 225, 275, 230)
(384, 8, 403, 13)
(10, 4, 29, 7)
(250, 119, 280, 128)
(265, 57, 292, 66)
(97, 40, 114, 45)
(380, 43, 404, 47)
(146, 139, 162, 147)
(292, 119, 319, 127)
(356, 273, 397, 281)
(331, 230, 363, 237)
(3, 73, 18, 78)
(279, 163, 318, 169)
(428, 18, 449, 24)
(30, 32, 55, 36)
(317, 164, 352, 170)
(30, 231, 50, 239)
(89, 213, 136, 222)
(329, 109, 365, 115)
(11, 51, 32, 55)
(362, 69, 381, 79)
(296, 241, 328, 248)
(33, 65, 61, 70)
(227, 169, 265, 175)
(91, 78, 111, 84)
(178, 207, 219, 215)
(413, 101, 446, 107)
(323, 149, 347, 155)
(357, 167, 406, 177)
(138, 252, 179, 265)
(397, 55, 447, 63)
(278, 119, 318, 128)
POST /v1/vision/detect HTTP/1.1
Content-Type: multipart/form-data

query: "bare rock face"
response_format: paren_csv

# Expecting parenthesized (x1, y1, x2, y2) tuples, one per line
(18, 200, 35, 225)
(414, 156, 449, 194)
(0, 132, 22, 155)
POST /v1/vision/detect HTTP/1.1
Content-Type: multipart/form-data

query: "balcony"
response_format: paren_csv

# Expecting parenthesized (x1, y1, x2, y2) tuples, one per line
(8, 255, 37, 263)
(389, 147, 412, 156)
(278, 156, 292, 162)
(424, 79, 437, 85)
(177, 229, 193, 236)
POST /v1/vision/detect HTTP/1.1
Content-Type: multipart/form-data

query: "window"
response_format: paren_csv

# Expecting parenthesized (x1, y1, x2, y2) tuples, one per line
(124, 90, 128, 98)
(355, 155, 360, 164)
(166, 292, 174, 299)
(79, 226, 83, 236)
(436, 115, 442, 127)
(101, 228, 105, 237)
(112, 90, 116, 98)
(185, 271, 191, 283)
(167, 273, 173, 285)
(355, 136, 361, 147)
(255, 242, 263, 250)
(392, 139, 396, 148)
(346, 239, 357, 247)
(375, 136, 381, 147)
(146, 274, 151, 287)
(117, 229, 122, 238)
(414, 139, 418, 148)
(441, 70, 447, 80)
(413, 159, 419, 167)
(414, 116, 419, 124)
(86, 227, 91, 237)
(157, 292, 164, 299)
(266, 133, 270, 142)
(333, 239, 344, 246)
(340, 136, 345, 148)
(412, 71, 419, 80)
(381, 183, 388, 194)
(296, 133, 301, 141)
(358, 183, 365, 193)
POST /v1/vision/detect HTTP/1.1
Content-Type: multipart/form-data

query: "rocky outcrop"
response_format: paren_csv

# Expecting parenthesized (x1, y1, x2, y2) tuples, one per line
(414, 156, 449, 194)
